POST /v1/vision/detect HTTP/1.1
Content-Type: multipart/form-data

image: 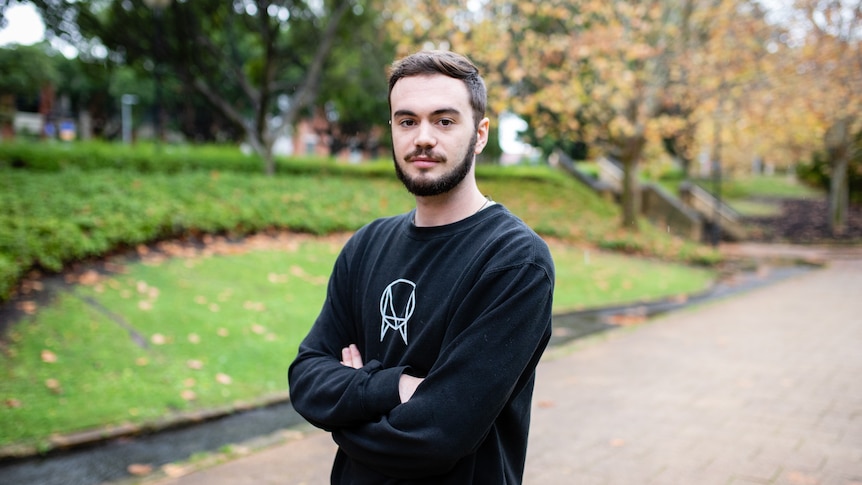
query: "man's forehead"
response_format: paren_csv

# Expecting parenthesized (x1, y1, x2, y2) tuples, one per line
(390, 74, 471, 110)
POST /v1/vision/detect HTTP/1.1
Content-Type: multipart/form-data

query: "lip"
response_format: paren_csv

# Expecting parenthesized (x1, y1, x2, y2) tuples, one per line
(409, 158, 440, 169)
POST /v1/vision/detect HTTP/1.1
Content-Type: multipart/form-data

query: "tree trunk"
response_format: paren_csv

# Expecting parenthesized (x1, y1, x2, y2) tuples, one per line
(825, 119, 852, 236)
(829, 155, 849, 236)
(618, 136, 646, 230)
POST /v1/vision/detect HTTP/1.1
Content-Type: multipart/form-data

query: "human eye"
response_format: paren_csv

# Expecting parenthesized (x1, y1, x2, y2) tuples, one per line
(397, 118, 416, 127)
(437, 118, 455, 127)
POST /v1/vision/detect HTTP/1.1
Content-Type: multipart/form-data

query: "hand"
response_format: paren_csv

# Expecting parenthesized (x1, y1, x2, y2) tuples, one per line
(399, 374, 424, 403)
(340, 344, 364, 369)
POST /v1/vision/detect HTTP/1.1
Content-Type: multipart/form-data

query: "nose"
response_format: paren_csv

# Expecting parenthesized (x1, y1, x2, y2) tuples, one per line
(414, 122, 436, 148)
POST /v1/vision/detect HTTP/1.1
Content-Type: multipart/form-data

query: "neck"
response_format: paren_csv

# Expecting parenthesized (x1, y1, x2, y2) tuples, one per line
(413, 182, 488, 227)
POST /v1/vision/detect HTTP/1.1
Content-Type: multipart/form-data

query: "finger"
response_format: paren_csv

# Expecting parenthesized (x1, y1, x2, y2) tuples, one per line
(341, 346, 352, 367)
(349, 344, 364, 368)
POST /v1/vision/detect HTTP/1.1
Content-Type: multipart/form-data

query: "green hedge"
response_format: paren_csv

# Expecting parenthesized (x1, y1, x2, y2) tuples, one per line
(0, 140, 397, 177)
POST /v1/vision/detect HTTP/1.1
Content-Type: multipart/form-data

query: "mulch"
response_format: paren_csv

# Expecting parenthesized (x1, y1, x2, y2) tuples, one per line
(743, 198, 862, 243)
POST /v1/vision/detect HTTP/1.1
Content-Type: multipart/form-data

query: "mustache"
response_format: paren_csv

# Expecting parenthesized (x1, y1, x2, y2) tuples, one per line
(404, 148, 447, 163)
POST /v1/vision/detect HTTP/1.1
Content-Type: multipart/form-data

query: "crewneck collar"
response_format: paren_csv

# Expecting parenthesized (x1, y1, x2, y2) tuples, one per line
(404, 203, 504, 240)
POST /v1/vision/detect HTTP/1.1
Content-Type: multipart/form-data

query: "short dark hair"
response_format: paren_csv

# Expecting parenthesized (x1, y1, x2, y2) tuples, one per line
(388, 50, 487, 128)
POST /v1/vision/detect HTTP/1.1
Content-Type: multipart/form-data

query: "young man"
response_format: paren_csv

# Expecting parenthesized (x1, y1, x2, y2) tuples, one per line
(288, 50, 555, 484)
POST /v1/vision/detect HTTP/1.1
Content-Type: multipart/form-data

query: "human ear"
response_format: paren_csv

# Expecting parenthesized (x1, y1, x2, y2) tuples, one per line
(474, 117, 491, 154)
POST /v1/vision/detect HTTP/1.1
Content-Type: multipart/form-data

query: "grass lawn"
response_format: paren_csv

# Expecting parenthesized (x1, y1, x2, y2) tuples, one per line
(0, 234, 715, 450)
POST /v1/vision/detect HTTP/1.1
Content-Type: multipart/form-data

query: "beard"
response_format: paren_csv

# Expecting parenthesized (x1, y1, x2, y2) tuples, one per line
(393, 133, 477, 197)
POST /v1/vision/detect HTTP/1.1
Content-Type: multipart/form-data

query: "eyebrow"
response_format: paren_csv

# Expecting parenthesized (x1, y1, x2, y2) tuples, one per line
(392, 107, 463, 118)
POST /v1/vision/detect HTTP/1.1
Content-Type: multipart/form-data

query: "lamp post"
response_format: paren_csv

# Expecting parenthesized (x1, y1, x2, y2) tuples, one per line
(143, 0, 172, 149)
(121, 94, 138, 144)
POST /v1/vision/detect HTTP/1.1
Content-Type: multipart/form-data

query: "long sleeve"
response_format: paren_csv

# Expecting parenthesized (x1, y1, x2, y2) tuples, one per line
(288, 241, 405, 429)
(287, 205, 555, 483)
(332, 261, 553, 478)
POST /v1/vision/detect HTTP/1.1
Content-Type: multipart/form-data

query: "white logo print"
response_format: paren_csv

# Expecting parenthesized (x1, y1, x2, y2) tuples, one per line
(380, 278, 416, 345)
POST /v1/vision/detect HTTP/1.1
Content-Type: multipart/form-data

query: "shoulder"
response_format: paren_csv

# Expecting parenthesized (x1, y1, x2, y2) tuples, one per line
(342, 212, 411, 253)
(480, 205, 555, 279)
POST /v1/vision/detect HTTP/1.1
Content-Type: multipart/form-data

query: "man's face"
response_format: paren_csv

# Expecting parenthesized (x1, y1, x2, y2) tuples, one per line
(389, 74, 488, 197)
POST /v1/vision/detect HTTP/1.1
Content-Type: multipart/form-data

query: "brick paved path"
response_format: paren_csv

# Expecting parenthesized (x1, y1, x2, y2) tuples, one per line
(527, 256, 862, 484)
(149, 249, 862, 485)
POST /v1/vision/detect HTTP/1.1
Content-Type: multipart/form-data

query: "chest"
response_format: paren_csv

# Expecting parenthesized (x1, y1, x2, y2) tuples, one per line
(349, 234, 488, 373)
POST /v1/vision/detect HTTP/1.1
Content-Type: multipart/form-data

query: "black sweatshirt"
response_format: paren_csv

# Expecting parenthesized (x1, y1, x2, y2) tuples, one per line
(288, 203, 555, 484)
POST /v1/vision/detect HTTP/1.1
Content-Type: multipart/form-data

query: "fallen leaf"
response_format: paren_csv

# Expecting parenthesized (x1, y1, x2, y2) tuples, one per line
(268, 273, 288, 283)
(17, 301, 37, 315)
(180, 390, 196, 401)
(243, 301, 265, 312)
(183, 378, 196, 388)
(79, 270, 100, 286)
(127, 463, 153, 476)
(162, 464, 187, 478)
(45, 378, 62, 394)
(136, 357, 149, 366)
(216, 373, 232, 385)
(41, 349, 58, 363)
(251, 324, 265, 335)
(194, 296, 207, 305)
(186, 359, 204, 370)
(5, 398, 22, 409)
(785, 471, 818, 485)
(151, 334, 166, 345)
(188, 333, 200, 344)
(605, 314, 647, 326)
(138, 300, 153, 311)
(217, 328, 229, 337)
(290, 265, 307, 277)
(208, 303, 220, 312)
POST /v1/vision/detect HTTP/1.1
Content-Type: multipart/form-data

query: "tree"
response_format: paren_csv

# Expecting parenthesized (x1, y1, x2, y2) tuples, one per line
(27, 0, 363, 174)
(787, 0, 861, 235)
(314, 0, 395, 158)
(467, 1, 714, 229)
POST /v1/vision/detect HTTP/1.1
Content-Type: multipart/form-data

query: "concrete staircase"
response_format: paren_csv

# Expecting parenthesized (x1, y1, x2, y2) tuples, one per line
(555, 151, 746, 242)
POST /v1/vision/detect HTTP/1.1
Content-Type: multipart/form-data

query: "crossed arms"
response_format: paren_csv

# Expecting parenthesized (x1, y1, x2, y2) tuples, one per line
(341, 343, 423, 403)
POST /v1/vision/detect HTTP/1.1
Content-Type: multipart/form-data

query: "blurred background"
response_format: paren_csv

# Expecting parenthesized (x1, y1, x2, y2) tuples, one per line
(0, 1, 860, 483)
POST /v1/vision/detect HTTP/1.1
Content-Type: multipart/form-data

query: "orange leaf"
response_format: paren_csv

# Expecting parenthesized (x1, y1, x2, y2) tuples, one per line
(162, 464, 187, 478)
(41, 349, 58, 363)
(127, 463, 154, 476)
(17, 301, 37, 315)
(45, 378, 62, 394)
